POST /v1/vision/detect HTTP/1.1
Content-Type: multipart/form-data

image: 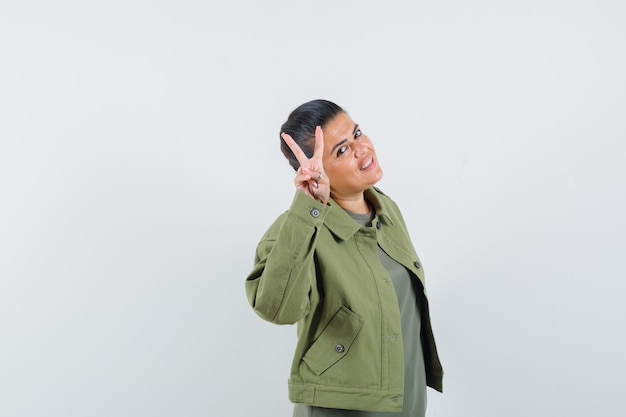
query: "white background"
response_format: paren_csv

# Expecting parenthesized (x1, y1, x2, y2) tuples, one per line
(1, 1, 625, 416)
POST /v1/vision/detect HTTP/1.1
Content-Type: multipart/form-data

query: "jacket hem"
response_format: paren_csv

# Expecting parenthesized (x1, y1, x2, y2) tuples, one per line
(288, 381, 404, 412)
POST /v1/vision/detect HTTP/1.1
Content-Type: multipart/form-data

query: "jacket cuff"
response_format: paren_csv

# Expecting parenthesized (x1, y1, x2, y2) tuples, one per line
(289, 190, 329, 226)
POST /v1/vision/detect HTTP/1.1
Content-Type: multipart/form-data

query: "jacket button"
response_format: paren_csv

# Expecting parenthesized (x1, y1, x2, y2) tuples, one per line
(414, 261, 421, 268)
(335, 344, 345, 353)
(310, 208, 320, 218)
(376, 221, 381, 229)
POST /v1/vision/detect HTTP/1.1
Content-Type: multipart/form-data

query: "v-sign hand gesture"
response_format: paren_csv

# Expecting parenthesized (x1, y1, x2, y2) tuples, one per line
(281, 126, 330, 205)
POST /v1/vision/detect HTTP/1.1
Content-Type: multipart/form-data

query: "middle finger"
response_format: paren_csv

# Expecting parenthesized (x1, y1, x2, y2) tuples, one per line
(312, 126, 325, 161)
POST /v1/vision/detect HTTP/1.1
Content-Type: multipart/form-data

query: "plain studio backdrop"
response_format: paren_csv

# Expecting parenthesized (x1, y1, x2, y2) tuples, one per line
(1, 1, 625, 416)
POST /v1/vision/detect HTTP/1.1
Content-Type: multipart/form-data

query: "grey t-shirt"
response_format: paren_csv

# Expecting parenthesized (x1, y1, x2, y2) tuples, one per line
(293, 208, 427, 417)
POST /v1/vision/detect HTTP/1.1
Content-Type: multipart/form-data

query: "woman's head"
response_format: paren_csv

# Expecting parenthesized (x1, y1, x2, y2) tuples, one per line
(280, 99, 384, 207)
(280, 99, 344, 171)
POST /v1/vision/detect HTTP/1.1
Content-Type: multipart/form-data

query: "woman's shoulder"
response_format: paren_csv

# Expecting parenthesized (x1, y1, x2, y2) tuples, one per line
(371, 186, 402, 210)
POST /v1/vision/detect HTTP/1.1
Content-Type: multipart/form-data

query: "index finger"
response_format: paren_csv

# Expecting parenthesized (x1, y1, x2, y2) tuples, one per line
(312, 126, 324, 160)
(281, 132, 309, 167)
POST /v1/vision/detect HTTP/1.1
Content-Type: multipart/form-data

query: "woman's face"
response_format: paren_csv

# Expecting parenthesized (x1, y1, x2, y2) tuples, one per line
(322, 112, 383, 200)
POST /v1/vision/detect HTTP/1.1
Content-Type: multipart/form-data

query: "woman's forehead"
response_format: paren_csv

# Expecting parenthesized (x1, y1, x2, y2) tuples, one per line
(324, 113, 356, 143)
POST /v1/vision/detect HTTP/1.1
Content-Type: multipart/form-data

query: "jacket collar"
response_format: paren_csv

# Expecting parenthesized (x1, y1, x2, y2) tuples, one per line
(324, 187, 396, 241)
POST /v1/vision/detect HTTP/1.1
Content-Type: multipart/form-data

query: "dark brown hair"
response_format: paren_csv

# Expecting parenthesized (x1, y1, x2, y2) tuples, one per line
(280, 99, 344, 171)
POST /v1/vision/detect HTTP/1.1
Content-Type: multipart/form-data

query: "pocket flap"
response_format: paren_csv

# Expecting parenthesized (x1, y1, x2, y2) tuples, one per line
(302, 306, 364, 376)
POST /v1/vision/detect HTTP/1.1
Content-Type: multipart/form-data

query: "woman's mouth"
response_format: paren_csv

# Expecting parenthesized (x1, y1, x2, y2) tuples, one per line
(360, 157, 374, 171)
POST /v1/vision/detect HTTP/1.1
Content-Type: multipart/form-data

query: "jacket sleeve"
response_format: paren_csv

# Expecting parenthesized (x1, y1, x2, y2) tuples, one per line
(245, 191, 328, 325)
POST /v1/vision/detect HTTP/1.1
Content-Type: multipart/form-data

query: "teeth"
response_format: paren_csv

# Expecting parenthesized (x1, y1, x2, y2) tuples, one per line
(361, 157, 373, 170)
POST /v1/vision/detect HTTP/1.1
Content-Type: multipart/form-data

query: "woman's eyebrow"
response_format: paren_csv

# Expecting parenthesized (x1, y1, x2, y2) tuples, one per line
(329, 124, 360, 155)
(330, 139, 347, 155)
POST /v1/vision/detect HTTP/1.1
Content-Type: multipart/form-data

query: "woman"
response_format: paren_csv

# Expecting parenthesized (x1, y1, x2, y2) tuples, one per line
(245, 100, 443, 416)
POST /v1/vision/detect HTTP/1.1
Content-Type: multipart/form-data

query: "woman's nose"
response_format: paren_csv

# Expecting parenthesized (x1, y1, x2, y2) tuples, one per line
(354, 143, 365, 158)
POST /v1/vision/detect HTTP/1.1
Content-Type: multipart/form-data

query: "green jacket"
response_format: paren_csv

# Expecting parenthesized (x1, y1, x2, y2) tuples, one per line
(246, 187, 443, 412)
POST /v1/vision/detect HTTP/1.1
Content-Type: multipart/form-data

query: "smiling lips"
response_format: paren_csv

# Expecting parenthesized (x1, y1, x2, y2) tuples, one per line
(360, 157, 374, 171)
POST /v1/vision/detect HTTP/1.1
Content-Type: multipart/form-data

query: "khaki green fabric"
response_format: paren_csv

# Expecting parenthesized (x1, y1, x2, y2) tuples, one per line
(246, 188, 443, 412)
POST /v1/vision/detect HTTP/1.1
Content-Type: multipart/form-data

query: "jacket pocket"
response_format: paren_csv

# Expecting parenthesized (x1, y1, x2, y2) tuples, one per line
(302, 306, 364, 376)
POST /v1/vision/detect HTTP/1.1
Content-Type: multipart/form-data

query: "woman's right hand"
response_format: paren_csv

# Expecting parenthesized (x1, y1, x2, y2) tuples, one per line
(281, 126, 330, 205)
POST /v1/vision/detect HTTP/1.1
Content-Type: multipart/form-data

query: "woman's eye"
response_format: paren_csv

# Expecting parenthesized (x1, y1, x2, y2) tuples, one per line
(355, 129, 362, 137)
(337, 146, 348, 156)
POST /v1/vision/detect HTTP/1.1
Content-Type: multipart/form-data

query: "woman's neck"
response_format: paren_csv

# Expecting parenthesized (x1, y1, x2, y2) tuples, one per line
(333, 193, 370, 214)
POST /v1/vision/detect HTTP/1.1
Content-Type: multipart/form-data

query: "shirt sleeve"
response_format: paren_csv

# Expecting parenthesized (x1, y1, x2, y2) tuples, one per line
(245, 191, 328, 325)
